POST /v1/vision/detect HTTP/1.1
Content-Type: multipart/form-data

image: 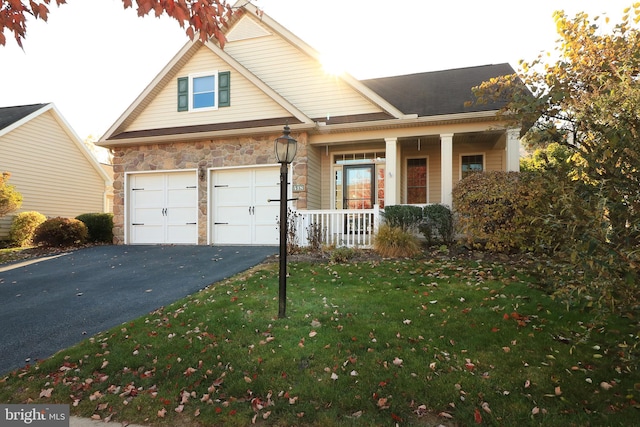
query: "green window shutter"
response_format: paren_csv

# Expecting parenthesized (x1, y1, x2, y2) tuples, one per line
(177, 77, 189, 112)
(218, 71, 230, 107)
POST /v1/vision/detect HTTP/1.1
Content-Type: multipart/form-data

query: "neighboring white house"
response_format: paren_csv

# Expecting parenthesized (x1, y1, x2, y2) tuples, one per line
(99, 1, 522, 246)
(0, 103, 113, 239)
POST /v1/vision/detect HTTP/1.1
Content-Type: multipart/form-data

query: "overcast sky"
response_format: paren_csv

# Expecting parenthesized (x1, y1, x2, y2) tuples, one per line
(0, 0, 634, 139)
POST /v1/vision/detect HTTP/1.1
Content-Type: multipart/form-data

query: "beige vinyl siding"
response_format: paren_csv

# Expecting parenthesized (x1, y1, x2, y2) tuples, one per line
(126, 47, 292, 132)
(305, 144, 322, 209)
(225, 26, 384, 119)
(0, 111, 105, 238)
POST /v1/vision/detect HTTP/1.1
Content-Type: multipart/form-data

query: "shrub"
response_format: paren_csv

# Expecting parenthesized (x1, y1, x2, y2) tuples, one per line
(76, 213, 114, 243)
(33, 217, 88, 247)
(452, 171, 556, 253)
(329, 246, 357, 263)
(382, 205, 423, 232)
(373, 224, 421, 258)
(420, 204, 454, 246)
(9, 211, 46, 247)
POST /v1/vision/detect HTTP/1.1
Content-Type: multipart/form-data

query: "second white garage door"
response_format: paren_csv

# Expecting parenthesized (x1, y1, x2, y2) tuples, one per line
(211, 166, 281, 245)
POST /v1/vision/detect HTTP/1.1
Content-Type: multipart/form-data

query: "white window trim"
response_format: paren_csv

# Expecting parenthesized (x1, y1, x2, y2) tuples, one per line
(405, 155, 429, 205)
(459, 152, 486, 180)
(189, 70, 219, 112)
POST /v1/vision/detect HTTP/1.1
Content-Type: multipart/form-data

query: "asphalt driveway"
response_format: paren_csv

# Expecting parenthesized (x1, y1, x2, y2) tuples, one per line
(0, 245, 276, 375)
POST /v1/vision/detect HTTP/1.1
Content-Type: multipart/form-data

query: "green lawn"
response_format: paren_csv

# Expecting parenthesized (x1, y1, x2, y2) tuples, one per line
(1, 256, 638, 426)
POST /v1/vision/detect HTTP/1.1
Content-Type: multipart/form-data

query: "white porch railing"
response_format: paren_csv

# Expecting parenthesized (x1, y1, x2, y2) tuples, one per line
(291, 205, 382, 248)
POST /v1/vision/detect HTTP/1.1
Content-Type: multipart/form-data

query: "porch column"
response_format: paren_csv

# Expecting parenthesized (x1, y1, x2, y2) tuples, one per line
(440, 133, 454, 207)
(385, 137, 400, 206)
(506, 127, 521, 172)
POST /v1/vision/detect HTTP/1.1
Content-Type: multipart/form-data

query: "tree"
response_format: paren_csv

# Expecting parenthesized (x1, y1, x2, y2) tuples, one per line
(0, 172, 23, 217)
(0, 0, 235, 47)
(473, 5, 640, 309)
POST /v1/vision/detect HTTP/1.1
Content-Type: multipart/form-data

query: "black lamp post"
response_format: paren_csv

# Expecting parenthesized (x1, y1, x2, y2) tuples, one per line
(274, 125, 297, 318)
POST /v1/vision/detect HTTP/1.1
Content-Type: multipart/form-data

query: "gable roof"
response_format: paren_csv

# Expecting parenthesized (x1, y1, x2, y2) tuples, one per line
(0, 103, 112, 184)
(361, 63, 515, 117)
(0, 103, 49, 133)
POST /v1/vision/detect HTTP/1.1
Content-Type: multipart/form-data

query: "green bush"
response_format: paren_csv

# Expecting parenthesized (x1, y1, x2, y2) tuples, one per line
(420, 204, 454, 245)
(452, 171, 556, 253)
(9, 211, 47, 247)
(373, 224, 421, 258)
(382, 205, 423, 232)
(33, 217, 88, 247)
(329, 246, 357, 263)
(76, 213, 114, 243)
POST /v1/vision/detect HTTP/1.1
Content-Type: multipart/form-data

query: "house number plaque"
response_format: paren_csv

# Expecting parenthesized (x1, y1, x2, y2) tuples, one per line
(292, 184, 305, 192)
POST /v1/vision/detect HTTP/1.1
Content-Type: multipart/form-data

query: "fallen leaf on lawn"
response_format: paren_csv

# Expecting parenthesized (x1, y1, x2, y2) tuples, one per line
(403, 319, 412, 325)
(101, 360, 109, 369)
(474, 408, 482, 424)
(194, 408, 200, 417)
(555, 386, 562, 396)
(393, 357, 403, 366)
(175, 404, 184, 413)
(482, 401, 491, 413)
(91, 414, 101, 421)
(309, 331, 317, 338)
(377, 397, 389, 409)
(311, 319, 321, 327)
(532, 407, 539, 415)
(157, 408, 167, 418)
(289, 396, 298, 404)
(524, 380, 531, 389)
(262, 411, 271, 419)
(331, 373, 339, 381)
(39, 388, 53, 398)
(97, 403, 109, 411)
(351, 410, 363, 418)
(600, 381, 614, 390)
(439, 411, 454, 419)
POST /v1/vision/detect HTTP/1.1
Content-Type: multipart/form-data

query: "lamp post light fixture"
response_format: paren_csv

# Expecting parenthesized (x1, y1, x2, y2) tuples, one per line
(274, 125, 297, 318)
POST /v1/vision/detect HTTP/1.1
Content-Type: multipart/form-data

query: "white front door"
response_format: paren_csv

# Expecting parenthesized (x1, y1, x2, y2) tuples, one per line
(211, 166, 280, 245)
(129, 172, 198, 244)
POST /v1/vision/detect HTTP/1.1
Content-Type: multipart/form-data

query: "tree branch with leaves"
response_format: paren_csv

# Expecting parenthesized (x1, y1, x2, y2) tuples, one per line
(0, 0, 238, 47)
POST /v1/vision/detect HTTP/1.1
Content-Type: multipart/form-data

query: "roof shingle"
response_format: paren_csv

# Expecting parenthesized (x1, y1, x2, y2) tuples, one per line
(0, 104, 48, 132)
(361, 63, 515, 117)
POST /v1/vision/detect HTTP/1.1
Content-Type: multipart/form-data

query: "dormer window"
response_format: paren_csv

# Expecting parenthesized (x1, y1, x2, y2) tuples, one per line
(178, 71, 230, 112)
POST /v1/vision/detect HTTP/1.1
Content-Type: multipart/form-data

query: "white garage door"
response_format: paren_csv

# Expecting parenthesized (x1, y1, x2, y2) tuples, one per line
(211, 166, 281, 245)
(129, 171, 198, 244)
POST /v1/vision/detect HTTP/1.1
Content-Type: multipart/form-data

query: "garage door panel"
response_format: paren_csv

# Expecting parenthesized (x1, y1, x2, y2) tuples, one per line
(132, 174, 164, 190)
(131, 225, 164, 244)
(254, 224, 278, 244)
(211, 166, 280, 245)
(216, 187, 251, 205)
(129, 172, 197, 244)
(167, 224, 197, 244)
(214, 224, 251, 245)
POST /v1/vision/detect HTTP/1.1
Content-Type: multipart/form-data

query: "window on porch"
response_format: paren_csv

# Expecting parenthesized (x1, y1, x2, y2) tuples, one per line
(461, 154, 484, 179)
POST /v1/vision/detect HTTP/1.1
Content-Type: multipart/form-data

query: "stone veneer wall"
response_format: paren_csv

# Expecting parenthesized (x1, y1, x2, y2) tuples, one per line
(111, 132, 308, 244)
